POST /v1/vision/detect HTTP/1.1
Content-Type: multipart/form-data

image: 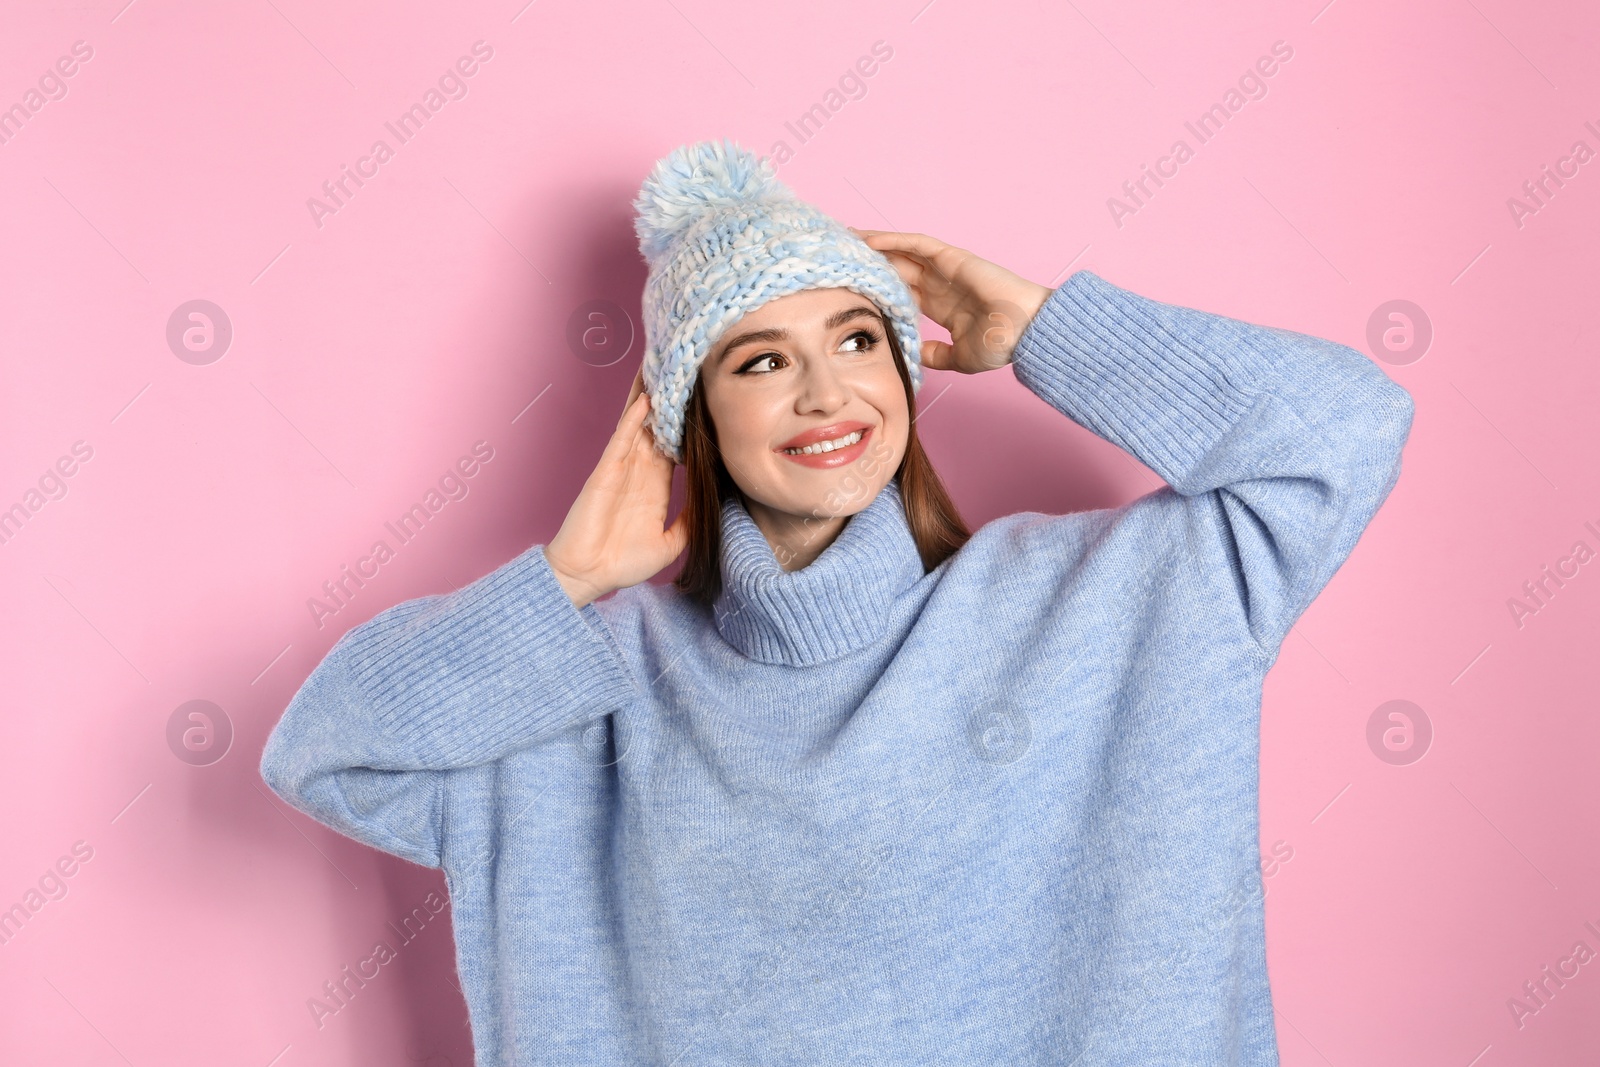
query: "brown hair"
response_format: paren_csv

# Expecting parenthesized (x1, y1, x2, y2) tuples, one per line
(671, 310, 971, 608)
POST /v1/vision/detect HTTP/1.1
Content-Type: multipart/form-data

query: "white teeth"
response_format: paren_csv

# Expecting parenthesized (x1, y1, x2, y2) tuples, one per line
(782, 429, 863, 455)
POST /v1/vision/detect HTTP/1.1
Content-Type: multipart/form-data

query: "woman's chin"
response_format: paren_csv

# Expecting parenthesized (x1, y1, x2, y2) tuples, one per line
(787, 473, 888, 521)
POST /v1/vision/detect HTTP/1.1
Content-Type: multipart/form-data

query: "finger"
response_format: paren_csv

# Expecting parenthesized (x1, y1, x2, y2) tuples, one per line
(637, 417, 675, 468)
(886, 263, 948, 323)
(866, 238, 936, 270)
(876, 246, 927, 280)
(629, 406, 677, 471)
(917, 338, 954, 371)
(622, 395, 649, 428)
(870, 243, 958, 294)
(874, 249, 929, 293)
(864, 233, 969, 289)
(663, 507, 689, 556)
(889, 273, 934, 319)
(856, 230, 955, 264)
(881, 251, 959, 310)
(628, 398, 663, 453)
(602, 393, 651, 466)
(622, 365, 646, 418)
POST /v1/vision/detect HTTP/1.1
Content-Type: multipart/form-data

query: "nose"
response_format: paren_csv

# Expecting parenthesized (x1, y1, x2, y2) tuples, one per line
(794, 349, 849, 414)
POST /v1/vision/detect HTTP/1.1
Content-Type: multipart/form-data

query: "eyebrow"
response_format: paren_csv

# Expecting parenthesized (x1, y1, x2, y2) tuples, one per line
(713, 305, 882, 369)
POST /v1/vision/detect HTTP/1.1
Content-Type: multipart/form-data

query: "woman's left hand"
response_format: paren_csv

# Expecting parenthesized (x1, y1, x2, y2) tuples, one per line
(851, 228, 1052, 374)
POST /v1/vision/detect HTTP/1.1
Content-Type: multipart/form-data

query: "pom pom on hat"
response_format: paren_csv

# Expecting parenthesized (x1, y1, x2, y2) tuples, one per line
(632, 138, 796, 265)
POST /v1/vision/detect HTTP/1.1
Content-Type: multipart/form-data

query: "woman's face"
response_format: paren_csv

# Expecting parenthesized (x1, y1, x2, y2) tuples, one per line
(698, 286, 909, 529)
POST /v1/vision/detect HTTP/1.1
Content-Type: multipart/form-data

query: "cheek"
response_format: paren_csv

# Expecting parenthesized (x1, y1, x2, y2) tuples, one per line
(850, 372, 909, 467)
(856, 365, 908, 425)
(706, 390, 779, 459)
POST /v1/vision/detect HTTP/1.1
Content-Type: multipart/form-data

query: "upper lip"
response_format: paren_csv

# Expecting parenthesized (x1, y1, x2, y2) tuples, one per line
(775, 421, 872, 450)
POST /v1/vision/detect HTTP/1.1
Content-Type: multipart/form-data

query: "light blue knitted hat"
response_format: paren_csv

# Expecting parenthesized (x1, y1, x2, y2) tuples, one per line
(632, 138, 924, 463)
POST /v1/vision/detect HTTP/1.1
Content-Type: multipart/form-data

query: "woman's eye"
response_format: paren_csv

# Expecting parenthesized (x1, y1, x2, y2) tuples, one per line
(738, 353, 785, 375)
(842, 329, 882, 353)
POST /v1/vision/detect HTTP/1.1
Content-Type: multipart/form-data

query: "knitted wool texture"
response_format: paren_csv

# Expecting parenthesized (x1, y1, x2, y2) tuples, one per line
(631, 138, 925, 463)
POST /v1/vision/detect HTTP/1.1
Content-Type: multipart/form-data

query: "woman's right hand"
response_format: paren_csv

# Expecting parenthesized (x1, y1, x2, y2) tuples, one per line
(545, 368, 688, 609)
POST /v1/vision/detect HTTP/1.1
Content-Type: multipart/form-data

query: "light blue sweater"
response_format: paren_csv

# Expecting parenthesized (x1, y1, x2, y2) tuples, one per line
(260, 269, 1414, 1066)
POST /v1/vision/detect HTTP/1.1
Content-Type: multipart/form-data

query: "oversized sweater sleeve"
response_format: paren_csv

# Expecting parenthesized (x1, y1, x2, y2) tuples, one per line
(258, 542, 640, 868)
(1009, 269, 1415, 666)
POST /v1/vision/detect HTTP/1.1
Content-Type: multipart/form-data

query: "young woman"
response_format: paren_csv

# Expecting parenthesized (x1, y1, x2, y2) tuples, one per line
(262, 139, 1414, 1066)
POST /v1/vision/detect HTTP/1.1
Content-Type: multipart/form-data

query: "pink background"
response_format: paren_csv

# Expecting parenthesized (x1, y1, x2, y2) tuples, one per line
(3, 0, 1597, 1063)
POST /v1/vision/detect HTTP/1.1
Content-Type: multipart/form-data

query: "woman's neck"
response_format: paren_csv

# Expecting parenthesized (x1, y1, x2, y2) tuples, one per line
(741, 494, 849, 572)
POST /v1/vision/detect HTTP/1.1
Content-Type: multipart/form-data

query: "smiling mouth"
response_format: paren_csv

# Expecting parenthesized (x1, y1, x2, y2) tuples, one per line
(778, 428, 866, 455)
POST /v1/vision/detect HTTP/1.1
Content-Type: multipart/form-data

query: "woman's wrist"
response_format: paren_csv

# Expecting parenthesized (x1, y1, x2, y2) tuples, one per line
(996, 284, 1053, 368)
(544, 547, 605, 610)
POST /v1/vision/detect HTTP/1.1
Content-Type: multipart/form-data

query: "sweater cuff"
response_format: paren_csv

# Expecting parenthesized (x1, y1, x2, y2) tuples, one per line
(1010, 269, 1277, 489)
(339, 542, 640, 766)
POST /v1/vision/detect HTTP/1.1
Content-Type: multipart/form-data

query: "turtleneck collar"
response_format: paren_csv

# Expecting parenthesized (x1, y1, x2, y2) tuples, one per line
(712, 478, 926, 667)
